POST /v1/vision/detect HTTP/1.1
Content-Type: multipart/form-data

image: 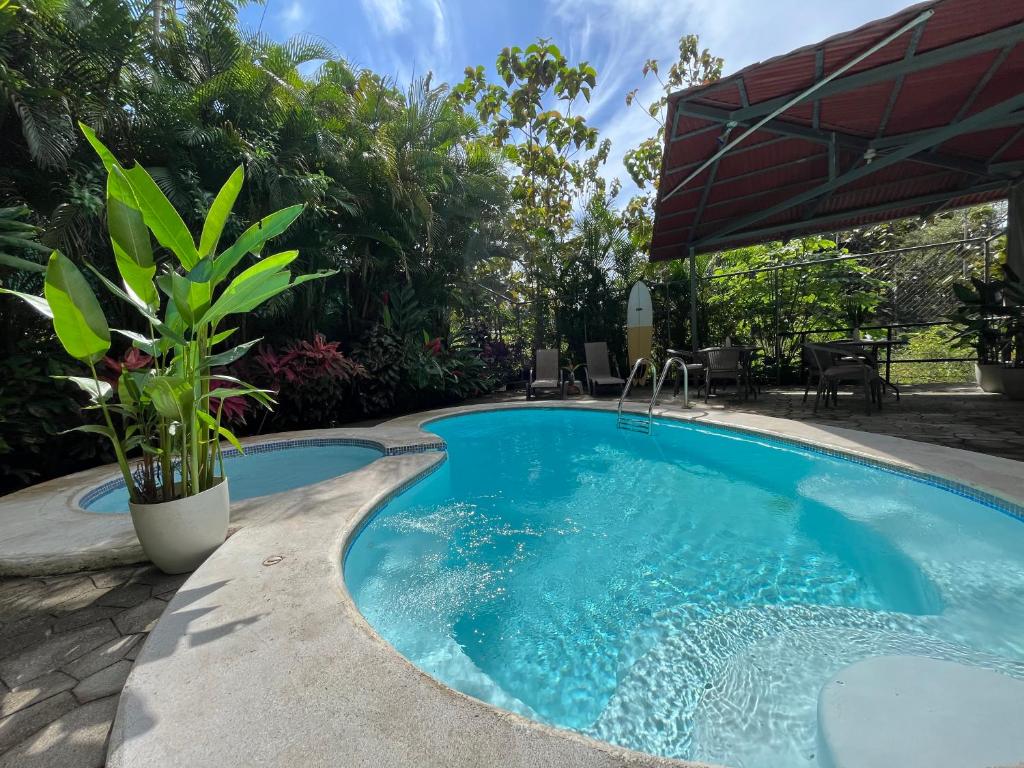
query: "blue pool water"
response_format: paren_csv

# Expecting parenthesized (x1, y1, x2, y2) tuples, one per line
(83, 441, 382, 513)
(344, 409, 1024, 767)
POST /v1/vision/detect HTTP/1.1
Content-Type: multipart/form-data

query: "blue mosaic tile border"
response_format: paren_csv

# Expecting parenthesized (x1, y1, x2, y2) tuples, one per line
(78, 437, 445, 509)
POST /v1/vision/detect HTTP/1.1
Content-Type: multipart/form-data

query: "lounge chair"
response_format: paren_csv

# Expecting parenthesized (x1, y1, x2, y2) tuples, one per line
(803, 343, 882, 415)
(527, 349, 564, 400)
(582, 342, 626, 396)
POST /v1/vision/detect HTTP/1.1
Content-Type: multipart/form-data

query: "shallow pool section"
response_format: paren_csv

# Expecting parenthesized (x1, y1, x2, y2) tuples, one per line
(344, 409, 1024, 768)
(82, 440, 383, 513)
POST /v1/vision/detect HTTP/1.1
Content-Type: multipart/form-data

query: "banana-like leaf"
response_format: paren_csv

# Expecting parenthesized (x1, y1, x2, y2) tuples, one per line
(80, 126, 136, 204)
(0, 287, 53, 317)
(107, 194, 153, 267)
(200, 270, 292, 326)
(210, 205, 304, 285)
(61, 424, 117, 441)
(54, 375, 112, 403)
(186, 257, 214, 283)
(203, 386, 275, 403)
(203, 337, 261, 368)
(123, 164, 199, 268)
(44, 252, 110, 363)
(147, 374, 193, 421)
(210, 327, 237, 345)
(112, 240, 158, 310)
(200, 166, 244, 258)
(169, 270, 199, 325)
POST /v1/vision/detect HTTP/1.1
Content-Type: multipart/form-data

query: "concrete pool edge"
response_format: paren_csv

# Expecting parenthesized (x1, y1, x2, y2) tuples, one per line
(0, 426, 444, 577)
(104, 400, 1024, 768)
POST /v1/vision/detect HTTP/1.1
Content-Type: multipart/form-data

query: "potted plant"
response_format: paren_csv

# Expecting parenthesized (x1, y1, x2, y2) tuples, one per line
(950, 265, 1024, 398)
(2, 125, 333, 572)
(562, 357, 585, 395)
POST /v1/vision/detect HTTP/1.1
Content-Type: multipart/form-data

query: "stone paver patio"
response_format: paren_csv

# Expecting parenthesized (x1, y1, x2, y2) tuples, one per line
(0, 566, 185, 767)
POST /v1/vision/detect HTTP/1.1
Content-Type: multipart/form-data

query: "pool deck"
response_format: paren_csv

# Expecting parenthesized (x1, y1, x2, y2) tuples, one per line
(2, 399, 1024, 767)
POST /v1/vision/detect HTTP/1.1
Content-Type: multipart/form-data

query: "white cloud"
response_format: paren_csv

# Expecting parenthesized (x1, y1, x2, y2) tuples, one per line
(278, 0, 309, 35)
(358, 0, 409, 34)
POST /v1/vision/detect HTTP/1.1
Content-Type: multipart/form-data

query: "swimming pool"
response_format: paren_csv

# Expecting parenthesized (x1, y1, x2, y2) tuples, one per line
(82, 440, 383, 513)
(344, 408, 1024, 767)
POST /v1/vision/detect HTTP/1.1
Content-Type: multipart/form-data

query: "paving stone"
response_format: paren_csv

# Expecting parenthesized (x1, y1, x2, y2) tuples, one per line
(123, 638, 144, 661)
(29, 578, 103, 614)
(0, 622, 118, 688)
(112, 598, 167, 635)
(0, 616, 54, 660)
(62, 634, 142, 680)
(95, 583, 151, 609)
(71, 660, 131, 704)
(0, 694, 118, 768)
(129, 568, 189, 593)
(51, 605, 122, 634)
(0, 691, 77, 753)
(0, 581, 50, 623)
(86, 567, 138, 590)
(0, 671, 76, 717)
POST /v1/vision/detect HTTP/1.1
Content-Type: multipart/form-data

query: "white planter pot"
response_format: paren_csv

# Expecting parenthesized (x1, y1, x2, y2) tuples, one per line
(129, 478, 229, 574)
(975, 363, 1004, 393)
(1002, 368, 1024, 400)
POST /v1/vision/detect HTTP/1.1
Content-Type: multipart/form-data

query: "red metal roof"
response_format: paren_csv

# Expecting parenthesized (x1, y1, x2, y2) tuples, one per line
(650, 0, 1024, 260)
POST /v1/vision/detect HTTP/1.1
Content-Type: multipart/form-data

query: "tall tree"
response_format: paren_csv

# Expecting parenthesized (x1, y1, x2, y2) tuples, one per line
(453, 40, 611, 346)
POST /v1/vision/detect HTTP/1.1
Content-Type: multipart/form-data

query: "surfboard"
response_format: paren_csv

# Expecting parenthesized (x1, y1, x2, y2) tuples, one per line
(626, 281, 654, 380)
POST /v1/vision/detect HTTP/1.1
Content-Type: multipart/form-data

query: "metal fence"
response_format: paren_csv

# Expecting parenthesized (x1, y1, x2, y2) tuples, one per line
(694, 233, 1004, 385)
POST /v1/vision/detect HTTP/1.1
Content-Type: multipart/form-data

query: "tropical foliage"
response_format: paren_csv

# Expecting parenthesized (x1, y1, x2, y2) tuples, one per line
(0, 0, 1011, 495)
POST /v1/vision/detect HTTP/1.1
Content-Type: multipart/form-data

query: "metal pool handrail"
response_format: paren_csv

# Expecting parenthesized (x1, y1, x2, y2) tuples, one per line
(617, 358, 650, 433)
(650, 357, 697, 419)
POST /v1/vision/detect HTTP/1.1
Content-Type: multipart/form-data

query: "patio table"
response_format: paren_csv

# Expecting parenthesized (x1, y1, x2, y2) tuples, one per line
(831, 338, 907, 400)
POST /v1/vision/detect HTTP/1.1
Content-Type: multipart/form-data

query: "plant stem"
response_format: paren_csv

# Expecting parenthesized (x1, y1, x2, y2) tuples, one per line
(88, 361, 138, 503)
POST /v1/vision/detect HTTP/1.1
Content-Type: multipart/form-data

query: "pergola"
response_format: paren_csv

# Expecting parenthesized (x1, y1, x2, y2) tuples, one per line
(649, 0, 1024, 349)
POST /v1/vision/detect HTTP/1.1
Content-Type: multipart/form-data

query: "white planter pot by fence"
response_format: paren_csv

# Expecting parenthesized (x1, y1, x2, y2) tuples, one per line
(975, 363, 1004, 393)
(129, 478, 230, 574)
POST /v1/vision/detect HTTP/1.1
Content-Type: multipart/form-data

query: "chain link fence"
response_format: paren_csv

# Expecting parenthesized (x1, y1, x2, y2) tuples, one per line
(695, 234, 1003, 385)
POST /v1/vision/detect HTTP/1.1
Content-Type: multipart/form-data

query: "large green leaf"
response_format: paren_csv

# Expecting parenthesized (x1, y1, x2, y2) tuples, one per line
(44, 252, 110, 363)
(112, 241, 158, 310)
(202, 337, 261, 368)
(0, 287, 53, 317)
(123, 165, 199, 268)
(53, 375, 112, 404)
(167, 269, 209, 326)
(146, 375, 193, 421)
(200, 166, 244, 258)
(210, 205, 304, 285)
(107, 193, 153, 267)
(81, 125, 135, 203)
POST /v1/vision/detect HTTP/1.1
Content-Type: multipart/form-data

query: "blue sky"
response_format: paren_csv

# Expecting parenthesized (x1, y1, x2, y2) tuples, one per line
(240, 0, 912, 198)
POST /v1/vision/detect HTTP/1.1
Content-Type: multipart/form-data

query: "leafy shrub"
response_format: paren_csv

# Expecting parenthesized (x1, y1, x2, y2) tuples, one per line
(0, 349, 110, 493)
(235, 334, 366, 429)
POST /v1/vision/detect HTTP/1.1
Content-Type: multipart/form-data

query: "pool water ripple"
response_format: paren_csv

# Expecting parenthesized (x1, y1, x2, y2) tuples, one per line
(344, 409, 1024, 767)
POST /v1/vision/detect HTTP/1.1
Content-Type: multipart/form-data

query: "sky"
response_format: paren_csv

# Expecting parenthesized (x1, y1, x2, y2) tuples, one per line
(239, 0, 913, 199)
